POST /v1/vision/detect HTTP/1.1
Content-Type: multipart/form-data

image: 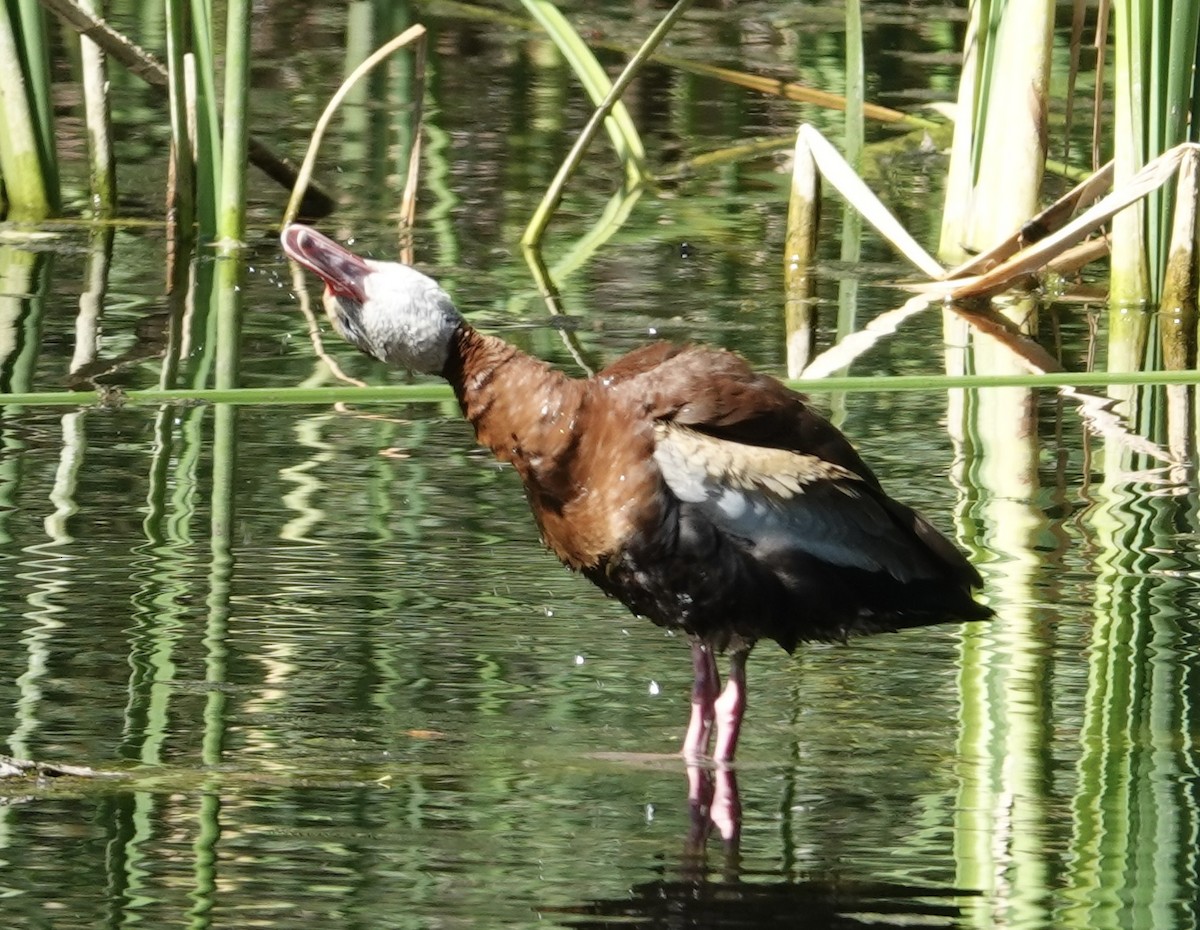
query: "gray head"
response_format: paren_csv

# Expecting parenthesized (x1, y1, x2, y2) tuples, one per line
(281, 225, 464, 374)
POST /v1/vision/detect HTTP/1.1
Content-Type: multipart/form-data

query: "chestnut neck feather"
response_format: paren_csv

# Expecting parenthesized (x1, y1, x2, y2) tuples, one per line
(441, 324, 582, 467)
(441, 324, 658, 575)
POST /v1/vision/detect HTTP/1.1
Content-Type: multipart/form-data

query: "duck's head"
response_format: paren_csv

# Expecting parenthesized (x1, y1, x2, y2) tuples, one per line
(281, 224, 463, 374)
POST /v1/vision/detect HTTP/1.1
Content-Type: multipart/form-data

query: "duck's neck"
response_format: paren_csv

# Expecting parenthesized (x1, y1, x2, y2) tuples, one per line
(441, 324, 581, 465)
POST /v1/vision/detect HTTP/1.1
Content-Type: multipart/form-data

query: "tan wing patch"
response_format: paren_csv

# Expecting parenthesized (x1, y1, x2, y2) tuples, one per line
(652, 422, 863, 500)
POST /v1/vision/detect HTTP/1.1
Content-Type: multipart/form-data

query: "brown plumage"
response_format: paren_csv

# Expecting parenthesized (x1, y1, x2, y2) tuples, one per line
(281, 225, 992, 763)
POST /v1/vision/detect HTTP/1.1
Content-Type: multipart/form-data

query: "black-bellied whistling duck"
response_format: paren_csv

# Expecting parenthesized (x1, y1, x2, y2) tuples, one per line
(281, 224, 992, 764)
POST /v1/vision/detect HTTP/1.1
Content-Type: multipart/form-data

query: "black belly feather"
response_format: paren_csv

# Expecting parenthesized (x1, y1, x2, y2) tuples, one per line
(586, 499, 992, 653)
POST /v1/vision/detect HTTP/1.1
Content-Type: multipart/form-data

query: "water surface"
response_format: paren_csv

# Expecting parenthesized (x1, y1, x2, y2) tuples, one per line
(2, 3, 1198, 929)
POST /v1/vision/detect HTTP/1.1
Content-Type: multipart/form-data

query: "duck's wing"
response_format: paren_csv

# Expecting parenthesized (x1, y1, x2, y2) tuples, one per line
(616, 345, 982, 590)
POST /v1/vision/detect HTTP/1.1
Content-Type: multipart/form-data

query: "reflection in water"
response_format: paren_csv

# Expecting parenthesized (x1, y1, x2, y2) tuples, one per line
(2, 395, 1200, 927)
(548, 868, 972, 929)
(952, 322, 1058, 929)
(687, 765, 741, 852)
(560, 764, 976, 930)
(1, 0, 1200, 922)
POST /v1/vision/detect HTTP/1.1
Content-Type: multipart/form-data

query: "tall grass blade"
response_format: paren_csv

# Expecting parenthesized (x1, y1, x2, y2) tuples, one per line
(163, 0, 195, 248)
(1156, 3, 1200, 285)
(1109, 0, 1151, 304)
(38, 0, 336, 218)
(521, 0, 646, 186)
(521, 0, 692, 253)
(784, 131, 819, 378)
(938, 0, 982, 262)
(0, 3, 53, 219)
(188, 0, 221, 237)
(965, 0, 1054, 252)
(7, 370, 1200, 412)
(940, 0, 1054, 260)
(14, 0, 58, 201)
(214, 249, 241, 392)
(1159, 147, 1198, 368)
(1126, 4, 1200, 307)
(78, 0, 115, 215)
(216, 0, 250, 247)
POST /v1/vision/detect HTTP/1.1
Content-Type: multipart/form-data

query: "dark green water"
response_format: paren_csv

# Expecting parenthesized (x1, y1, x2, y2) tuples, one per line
(2, 3, 1199, 929)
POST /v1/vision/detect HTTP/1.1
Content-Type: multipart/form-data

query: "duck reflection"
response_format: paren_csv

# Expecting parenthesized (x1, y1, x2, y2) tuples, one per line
(544, 764, 973, 929)
(546, 872, 969, 929)
(686, 763, 741, 854)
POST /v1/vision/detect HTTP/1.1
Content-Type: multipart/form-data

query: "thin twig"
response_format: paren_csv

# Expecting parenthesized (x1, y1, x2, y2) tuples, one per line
(290, 264, 367, 388)
(281, 25, 427, 229)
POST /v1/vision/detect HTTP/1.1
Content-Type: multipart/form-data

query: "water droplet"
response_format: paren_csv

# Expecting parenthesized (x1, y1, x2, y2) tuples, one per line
(574, 654, 584, 666)
(648, 327, 658, 336)
(649, 680, 660, 695)
(645, 804, 655, 822)
(544, 607, 554, 617)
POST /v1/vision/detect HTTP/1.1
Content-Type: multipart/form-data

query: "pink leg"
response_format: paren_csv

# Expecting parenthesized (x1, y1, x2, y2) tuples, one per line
(682, 640, 719, 760)
(711, 647, 749, 763)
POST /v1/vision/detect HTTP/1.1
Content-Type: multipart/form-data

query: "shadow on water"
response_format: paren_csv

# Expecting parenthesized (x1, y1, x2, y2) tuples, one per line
(546, 875, 973, 930)
(543, 763, 978, 930)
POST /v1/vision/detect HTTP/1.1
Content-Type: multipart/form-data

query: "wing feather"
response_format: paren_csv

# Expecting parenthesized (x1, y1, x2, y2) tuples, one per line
(652, 423, 942, 581)
(589, 344, 987, 647)
(613, 344, 882, 482)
